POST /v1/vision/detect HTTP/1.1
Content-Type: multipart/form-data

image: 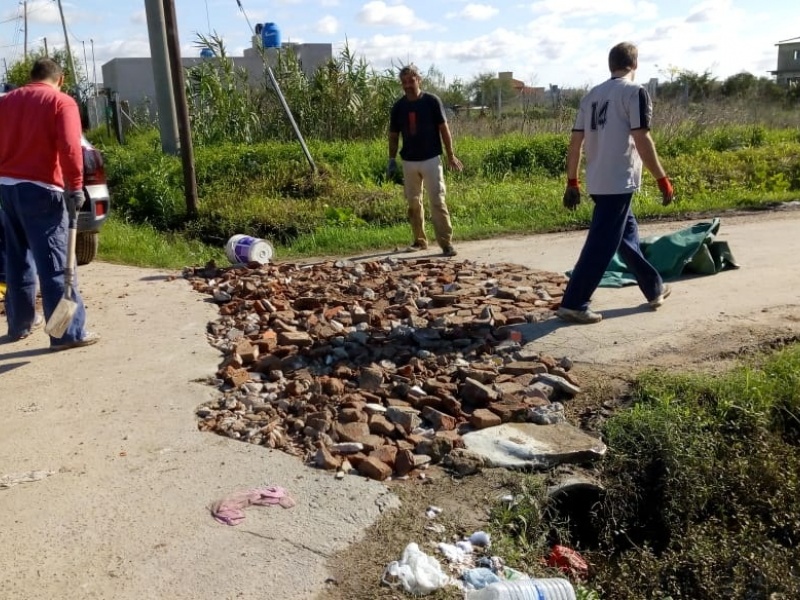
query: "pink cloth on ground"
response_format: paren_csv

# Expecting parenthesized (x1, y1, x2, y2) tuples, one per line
(211, 485, 296, 526)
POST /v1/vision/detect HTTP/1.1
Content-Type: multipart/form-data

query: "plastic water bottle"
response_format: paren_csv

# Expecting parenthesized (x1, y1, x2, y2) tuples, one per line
(466, 578, 577, 600)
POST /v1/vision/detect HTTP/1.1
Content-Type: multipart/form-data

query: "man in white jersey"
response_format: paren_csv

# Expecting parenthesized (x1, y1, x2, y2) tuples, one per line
(556, 42, 675, 324)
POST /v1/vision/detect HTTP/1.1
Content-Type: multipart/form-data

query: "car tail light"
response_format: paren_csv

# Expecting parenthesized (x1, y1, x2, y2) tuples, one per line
(95, 202, 107, 217)
(83, 147, 107, 186)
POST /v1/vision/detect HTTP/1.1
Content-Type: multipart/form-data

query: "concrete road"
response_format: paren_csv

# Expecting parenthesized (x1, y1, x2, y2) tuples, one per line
(2, 208, 800, 599)
(0, 264, 398, 600)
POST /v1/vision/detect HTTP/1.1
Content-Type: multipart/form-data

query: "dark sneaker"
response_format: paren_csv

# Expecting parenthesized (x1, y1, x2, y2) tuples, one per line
(442, 245, 458, 257)
(11, 313, 45, 341)
(648, 284, 672, 309)
(403, 242, 428, 252)
(51, 331, 101, 352)
(556, 306, 603, 324)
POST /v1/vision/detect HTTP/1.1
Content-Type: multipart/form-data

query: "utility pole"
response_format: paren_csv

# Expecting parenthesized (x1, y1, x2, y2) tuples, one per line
(161, 0, 198, 217)
(44, 37, 48, 57)
(90, 39, 99, 126)
(56, 0, 77, 87)
(82, 41, 89, 84)
(23, 0, 28, 58)
(144, 0, 179, 154)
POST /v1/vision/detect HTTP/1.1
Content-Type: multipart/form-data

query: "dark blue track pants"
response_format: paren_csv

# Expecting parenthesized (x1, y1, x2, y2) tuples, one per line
(561, 193, 663, 311)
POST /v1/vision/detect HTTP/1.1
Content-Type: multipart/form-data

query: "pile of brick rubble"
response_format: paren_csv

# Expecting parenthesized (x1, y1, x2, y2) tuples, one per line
(185, 257, 581, 481)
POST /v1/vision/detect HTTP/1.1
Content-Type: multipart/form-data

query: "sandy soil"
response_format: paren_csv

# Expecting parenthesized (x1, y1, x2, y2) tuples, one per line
(3, 208, 800, 600)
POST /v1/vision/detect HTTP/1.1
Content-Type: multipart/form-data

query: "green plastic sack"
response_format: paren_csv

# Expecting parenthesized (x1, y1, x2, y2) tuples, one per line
(579, 218, 739, 288)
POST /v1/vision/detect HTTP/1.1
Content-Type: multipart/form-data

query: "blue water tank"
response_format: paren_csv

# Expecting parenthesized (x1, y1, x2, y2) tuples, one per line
(200, 48, 215, 59)
(260, 22, 280, 49)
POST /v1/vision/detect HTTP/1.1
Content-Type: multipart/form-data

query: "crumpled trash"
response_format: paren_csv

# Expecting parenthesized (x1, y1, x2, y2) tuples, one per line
(462, 567, 501, 590)
(437, 542, 473, 567)
(426, 505, 443, 519)
(547, 544, 589, 578)
(210, 485, 296, 525)
(469, 531, 491, 548)
(382, 542, 450, 595)
(501, 566, 530, 581)
(0, 470, 55, 489)
(476, 556, 505, 573)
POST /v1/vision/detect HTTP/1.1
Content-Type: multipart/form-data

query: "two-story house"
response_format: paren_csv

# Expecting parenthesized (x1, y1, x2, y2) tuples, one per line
(771, 36, 800, 87)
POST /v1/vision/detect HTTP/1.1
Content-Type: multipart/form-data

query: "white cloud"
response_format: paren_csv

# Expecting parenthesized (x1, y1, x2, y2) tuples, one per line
(96, 37, 153, 66)
(316, 15, 339, 35)
(685, 9, 710, 23)
(320, 0, 341, 5)
(358, 1, 416, 27)
(460, 4, 500, 21)
(15, 0, 61, 25)
(530, 0, 658, 21)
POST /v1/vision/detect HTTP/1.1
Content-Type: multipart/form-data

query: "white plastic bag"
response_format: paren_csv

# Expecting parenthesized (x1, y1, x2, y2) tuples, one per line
(382, 542, 450, 595)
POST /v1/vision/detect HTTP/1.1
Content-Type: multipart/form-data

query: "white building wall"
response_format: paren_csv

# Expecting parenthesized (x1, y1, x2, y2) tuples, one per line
(102, 43, 332, 108)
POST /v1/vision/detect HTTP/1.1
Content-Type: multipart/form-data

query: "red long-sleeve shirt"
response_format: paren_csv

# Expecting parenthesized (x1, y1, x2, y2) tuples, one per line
(0, 82, 83, 191)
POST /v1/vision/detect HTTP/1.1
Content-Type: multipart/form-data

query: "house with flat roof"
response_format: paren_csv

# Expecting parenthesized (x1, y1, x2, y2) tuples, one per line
(771, 36, 800, 87)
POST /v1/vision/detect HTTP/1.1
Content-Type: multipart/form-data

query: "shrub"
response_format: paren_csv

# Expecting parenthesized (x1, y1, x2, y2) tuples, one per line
(481, 134, 568, 178)
(589, 347, 800, 599)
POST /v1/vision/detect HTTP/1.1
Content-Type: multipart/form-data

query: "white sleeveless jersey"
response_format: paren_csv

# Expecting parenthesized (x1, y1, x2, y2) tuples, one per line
(572, 77, 652, 195)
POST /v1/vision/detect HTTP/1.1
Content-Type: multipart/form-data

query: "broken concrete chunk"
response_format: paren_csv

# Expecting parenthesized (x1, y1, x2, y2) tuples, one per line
(536, 373, 581, 396)
(386, 406, 422, 433)
(462, 422, 606, 470)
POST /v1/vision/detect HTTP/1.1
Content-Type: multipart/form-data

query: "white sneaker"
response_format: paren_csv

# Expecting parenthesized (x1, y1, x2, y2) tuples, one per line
(556, 306, 602, 324)
(649, 284, 672, 309)
(51, 331, 101, 352)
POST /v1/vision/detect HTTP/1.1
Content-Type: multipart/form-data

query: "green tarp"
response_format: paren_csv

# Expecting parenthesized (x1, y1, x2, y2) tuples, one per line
(577, 218, 740, 288)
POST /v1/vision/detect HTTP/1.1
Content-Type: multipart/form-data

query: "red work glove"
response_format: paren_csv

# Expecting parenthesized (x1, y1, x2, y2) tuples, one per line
(563, 179, 581, 210)
(657, 176, 674, 206)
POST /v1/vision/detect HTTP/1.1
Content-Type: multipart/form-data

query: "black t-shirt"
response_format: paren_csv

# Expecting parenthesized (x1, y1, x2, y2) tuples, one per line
(389, 92, 446, 161)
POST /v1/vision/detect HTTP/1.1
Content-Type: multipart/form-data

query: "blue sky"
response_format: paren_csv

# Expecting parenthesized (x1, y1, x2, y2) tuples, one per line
(1, 0, 797, 89)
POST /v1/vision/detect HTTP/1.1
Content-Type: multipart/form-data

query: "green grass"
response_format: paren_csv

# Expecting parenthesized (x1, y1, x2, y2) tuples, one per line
(98, 218, 225, 269)
(94, 175, 798, 268)
(488, 345, 800, 600)
(90, 123, 800, 268)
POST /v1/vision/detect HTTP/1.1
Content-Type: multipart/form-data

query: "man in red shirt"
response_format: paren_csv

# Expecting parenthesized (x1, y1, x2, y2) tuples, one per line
(0, 58, 99, 350)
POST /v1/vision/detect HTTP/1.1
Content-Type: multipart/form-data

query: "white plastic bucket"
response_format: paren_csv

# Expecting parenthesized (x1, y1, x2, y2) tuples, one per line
(225, 234, 274, 265)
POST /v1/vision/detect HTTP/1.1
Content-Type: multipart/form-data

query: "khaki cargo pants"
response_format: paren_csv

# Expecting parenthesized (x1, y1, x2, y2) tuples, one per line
(402, 156, 453, 249)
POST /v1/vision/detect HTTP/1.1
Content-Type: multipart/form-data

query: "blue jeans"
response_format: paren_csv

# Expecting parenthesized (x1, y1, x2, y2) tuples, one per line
(0, 183, 87, 344)
(561, 193, 663, 311)
(0, 207, 5, 284)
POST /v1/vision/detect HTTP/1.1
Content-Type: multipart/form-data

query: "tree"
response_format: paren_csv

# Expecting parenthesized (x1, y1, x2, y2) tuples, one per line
(415, 66, 469, 107)
(440, 78, 469, 108)
(5, 46, 85, 93)
(721, 72, 757, 98)
(657, 69, 717, 103)
(466, 72, 515, 113)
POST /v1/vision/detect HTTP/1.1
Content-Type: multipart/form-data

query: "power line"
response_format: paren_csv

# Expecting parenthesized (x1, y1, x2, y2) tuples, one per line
(0, 1, 49, 24)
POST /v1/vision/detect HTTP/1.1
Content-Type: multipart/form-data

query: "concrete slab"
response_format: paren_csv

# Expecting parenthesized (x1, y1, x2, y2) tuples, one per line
(462, 422, 607, 469)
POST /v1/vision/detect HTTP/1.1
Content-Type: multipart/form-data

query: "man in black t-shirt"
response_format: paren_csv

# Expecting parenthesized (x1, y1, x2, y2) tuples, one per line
(388, 65, 463, 256)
